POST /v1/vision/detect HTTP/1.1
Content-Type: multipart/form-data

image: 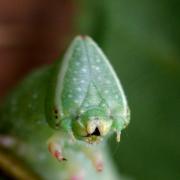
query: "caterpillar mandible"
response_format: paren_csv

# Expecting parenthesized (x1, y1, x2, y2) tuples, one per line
(0, 36, 130, 180)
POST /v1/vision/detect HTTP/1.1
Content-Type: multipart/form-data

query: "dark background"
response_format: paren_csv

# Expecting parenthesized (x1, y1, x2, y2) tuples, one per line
(0, 0, 180, 179)
(0, 0, 73, 98)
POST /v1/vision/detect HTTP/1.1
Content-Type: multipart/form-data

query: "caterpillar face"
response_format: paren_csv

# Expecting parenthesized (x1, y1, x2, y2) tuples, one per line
(71, 107, 113, 144)
(46, 35, 130, 144)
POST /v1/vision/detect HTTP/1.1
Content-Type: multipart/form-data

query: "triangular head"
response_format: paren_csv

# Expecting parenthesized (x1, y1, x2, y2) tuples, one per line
(46, 35, 130, 144)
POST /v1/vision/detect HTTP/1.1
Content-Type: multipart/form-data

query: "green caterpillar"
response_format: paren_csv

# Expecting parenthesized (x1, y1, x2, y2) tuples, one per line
(0, 36, 130, 180)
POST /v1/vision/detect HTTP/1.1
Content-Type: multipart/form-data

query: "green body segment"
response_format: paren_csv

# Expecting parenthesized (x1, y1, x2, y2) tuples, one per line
(0, 36, 130, 180)
(0, 66, 52, 137)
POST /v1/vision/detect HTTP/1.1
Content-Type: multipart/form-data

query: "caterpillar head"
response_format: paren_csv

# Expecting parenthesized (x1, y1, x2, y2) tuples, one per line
(71, 108, 113, 144)
(46, 35, 130, 144)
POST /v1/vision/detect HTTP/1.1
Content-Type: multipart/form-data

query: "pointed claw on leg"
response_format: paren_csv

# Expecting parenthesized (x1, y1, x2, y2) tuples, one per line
(96, 161, 103, 172)
(48, 142, 66, 161)
(82, 147, 104, 172)
(54, 150, 67, 161)
(92, 152, 103, 172)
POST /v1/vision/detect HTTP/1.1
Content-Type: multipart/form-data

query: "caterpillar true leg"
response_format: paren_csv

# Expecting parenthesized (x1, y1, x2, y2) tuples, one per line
(47, 133, 67, 161)
(48, 141, 66, 161)
(81, 145, 103, 172)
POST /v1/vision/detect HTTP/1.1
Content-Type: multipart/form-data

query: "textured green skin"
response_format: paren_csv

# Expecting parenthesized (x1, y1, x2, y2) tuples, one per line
(46, 36, 130, 139)
(0, 36, 130, 180)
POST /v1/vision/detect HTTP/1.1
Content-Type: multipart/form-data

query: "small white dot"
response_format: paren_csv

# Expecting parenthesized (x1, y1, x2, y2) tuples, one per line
(68, 94, 73, 98)
(115, 95, 119, 99)
(80, 80, 85, 84)
(104, 90, 109, 94)
(74, 100, 79, 104)
(82, 68, 87, 72)
(73, 78, 77, 81)
(77, 87, 82, 92)
(95, 67, 100, 71)
(84, 103, 89, 107)
(80, 110, 85, 113)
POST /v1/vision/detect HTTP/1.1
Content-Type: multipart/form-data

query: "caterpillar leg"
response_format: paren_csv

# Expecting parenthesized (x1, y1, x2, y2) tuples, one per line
(48, 141, 66, 161)
(47, 133, 67, 161)
(82, 146, 103, 172)
(91, 151, 103, 172)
